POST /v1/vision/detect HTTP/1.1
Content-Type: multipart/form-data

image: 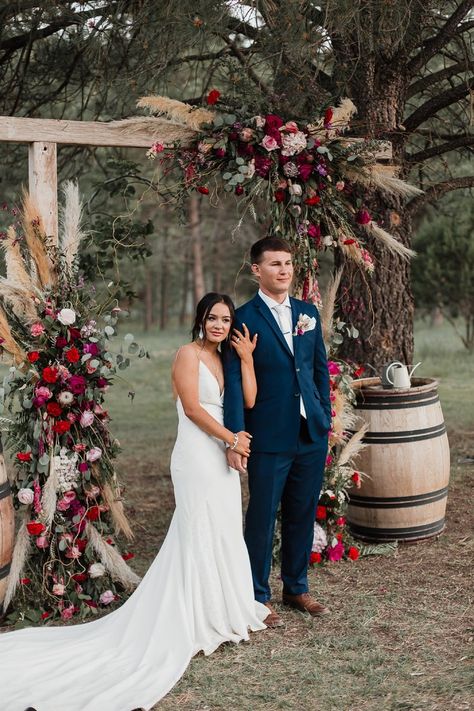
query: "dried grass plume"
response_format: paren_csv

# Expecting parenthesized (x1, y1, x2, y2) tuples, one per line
(137, 95, 214, 131)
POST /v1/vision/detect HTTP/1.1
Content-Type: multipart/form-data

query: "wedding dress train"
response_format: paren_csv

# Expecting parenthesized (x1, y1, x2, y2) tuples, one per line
(0, 361, 267, 711)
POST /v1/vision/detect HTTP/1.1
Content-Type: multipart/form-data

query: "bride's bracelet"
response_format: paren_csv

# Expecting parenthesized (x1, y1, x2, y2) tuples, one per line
(229, 433, 239, 450)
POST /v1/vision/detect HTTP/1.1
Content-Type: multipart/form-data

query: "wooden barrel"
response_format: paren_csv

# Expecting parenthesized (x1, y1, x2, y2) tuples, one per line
(347, 377, 450, 542)
(0, 436, 14, 609)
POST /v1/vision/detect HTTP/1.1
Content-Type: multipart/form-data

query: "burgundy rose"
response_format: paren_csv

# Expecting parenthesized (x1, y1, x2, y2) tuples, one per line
(68, 375, 87, 394)
(96, 377, 109, 389)
(33, 396, 47, 408)
(308, 224, 321, 239)
(55, 336, 68, 349)
(264, 114, 283, 144)
(214, 148, 226, 158)
(356, 208, 372, 225)
(274, 189, 286, 203)
(254, 154, 272, 178)
(83, 342, 99, 356)
(298, 163, 313, 181)
(68, 327, 81, 340)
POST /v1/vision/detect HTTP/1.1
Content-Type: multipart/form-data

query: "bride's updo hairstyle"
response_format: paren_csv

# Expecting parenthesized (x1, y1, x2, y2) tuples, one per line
(191, 292, 235, 343)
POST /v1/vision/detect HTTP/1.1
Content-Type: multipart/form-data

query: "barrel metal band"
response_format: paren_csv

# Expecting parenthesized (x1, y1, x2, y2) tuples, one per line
(0, 562, 11, 580)
(349, 518, 445, 540)
(349, 486, 449, 509)
(356, 389, 438, 405)
(355, 396, 440, 411)
(0, 481, 11, 500)
(349, 423, 447, 445)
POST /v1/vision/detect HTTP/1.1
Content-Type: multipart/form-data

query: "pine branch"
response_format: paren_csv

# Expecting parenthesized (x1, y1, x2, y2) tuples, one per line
(220, 34, 272, 96)
(404, 79, 474, 132)
(225, 15, 261, 41)
(407, 0, 474, 75)
(406, 135, 474, 163)
(406, 176, 474, 215)
(407, 59, 474, 98)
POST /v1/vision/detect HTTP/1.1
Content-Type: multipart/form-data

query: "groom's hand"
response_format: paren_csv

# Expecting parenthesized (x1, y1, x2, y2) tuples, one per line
(226, 449, 248, 474)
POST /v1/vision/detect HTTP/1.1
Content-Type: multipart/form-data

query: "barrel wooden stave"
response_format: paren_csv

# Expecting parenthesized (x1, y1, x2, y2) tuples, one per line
(348, 378, 450, 542)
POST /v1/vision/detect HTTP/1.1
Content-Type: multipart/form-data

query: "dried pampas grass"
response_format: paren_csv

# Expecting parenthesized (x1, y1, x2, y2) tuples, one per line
(60, 182, 85, 273)
(40, 455, 58, 527)
(21, 192, 54, 289)
(86, 523, 141, 590)
(112, 117, 197, 147)
(3, 517, 31, 611)
(369, 167, 424, 198)
(308, 97, 357, 139)
(2, 227, 33, 292)
(338, 424, 368, 467)
(321, 268, 343, 342)
(0, 304, 26, 363)
(364, 221, 416, 260)
(102, 481, 134, 541)
(137, 95, 214, 131)
(0, 282, 37, 322)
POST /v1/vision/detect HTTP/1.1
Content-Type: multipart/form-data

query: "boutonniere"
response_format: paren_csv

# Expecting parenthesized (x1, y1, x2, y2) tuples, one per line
(293, 313, 316, 336)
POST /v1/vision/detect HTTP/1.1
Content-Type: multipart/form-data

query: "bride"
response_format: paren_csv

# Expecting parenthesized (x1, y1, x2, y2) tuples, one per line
(0, 292, 269, 711)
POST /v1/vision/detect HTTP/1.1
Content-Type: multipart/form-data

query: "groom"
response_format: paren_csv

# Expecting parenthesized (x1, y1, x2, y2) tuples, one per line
(224, 236, 331, 627)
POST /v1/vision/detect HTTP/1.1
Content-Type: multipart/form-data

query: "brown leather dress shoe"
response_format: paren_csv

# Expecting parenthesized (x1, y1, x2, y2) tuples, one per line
(282, 592, 330, 616)
(263, 602, 284, 628)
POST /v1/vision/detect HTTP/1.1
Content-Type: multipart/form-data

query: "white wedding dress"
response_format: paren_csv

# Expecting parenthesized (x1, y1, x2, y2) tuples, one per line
(0, 361, 267, 711)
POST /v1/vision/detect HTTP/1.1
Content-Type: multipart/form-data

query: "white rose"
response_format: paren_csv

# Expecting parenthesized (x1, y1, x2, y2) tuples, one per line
(17, 488, 34, 505)
(58, 391, 74, 406)
(89, 563, 106, 578)
(52, 583, 65, 596)
(289, 183, 302, 196)
(323, 235, 333, 246)
(57, 308, 76, 326)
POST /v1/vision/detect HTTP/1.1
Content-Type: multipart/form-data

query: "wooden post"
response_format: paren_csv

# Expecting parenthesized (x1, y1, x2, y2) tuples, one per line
(28, 142, 58, 244)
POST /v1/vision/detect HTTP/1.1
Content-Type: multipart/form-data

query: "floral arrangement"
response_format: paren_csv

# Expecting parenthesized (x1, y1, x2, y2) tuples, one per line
(140, 92, 421, 293)
(0, 184, 144, 624)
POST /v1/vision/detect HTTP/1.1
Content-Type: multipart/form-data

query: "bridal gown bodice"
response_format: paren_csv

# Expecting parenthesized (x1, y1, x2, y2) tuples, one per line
(0, 360, 267, 711)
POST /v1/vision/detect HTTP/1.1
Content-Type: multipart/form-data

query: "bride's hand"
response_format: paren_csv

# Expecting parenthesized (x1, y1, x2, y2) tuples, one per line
(232, 430, 252, 457)
(231, 324, 257, 363)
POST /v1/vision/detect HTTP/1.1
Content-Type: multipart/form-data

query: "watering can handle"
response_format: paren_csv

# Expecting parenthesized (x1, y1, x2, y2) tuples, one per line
(385, 361, 404, 385)
(408, 362, 422, 378)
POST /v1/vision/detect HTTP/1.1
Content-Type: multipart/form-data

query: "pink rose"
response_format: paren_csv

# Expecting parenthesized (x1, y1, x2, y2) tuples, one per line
(86, 447, 102, 462)
(327, 542, 345, 562)
(283, 121, 299, 133)
(327, 361, 341, 376)
(261, 135, 278, 151)
(80, 410, 94, 428)
(336, 516, 346, 526)
(85, 361, 97, 374)
(336, 180, 345, 191)
(99, 590, 115, 605)
(30, 323, 45, 337)
(36, 535, 49, 549)
(73, 443, 87, 452)
(61, 604, 75, 621)
(65, 546, 81, 559)
(35, 386, 52, 400)
(52, 583, 65, 596)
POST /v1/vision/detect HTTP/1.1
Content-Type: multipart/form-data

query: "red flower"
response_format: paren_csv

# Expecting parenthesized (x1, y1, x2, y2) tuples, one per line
(41, 611, 52, 620)
(348, 546, 360, 561)
(235, 185, 244, 196)
(316, 505, 327, 520)
(305, 195, 320, 206)
(84, 600, 98, 608)
(46, 402, 62, 417)
(27, 521, 46, 535)
(206, 89, 221, 105)
(68, 327, 81, 340)
(274, 189, 286, 203)
(20, 577, 31, 585)
(351, 471, 361, 486)
(71, 573, 88, 582)
(264, 114, 284, 142)
(27, 351, 40, 363)
(324, 107, 333, 126)
(336, 533, 343, 542)
(343, 239, 357, 245)
(53, 420, 71, 435)
(65, 347, 80, 363)
(356, 208, 372, 225)
(55, 336, 68, 349)
(86, 505, 101, 521)
(16, 451, 32, 462)
(298, 164, 313, 181)
(307, 224, 321, 239)
(76, 537, 88, 552)
(122, 552, 135, 561)
(353, 366, 365, 378)
(197, 186, 209, 195)
(310, 552, 322, 564)
(42, 366, 59, 383)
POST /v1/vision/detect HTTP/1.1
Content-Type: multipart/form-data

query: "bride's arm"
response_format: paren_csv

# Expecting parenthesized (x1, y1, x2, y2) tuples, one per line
(173, 346, 252, 456)
(231, 324, 258, 409)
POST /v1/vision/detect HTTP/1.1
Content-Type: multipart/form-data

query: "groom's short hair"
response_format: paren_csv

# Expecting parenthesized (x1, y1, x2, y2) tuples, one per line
(250, 236, 292, 264)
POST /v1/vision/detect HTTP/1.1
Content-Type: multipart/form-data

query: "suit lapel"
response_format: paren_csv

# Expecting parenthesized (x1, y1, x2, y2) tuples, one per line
(290, 297, 301, 360)
(252, 294, 293, 358)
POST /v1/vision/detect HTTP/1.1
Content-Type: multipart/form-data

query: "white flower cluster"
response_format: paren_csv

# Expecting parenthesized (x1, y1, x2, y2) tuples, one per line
(281, 130, 307, 156)
(312, 523, 328, 553)
(80, 319, 98, 337)
(55, 447, 79, 493)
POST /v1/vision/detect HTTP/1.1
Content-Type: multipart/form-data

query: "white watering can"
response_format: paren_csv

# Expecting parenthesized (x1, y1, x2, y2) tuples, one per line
(383, 361, 422, 389)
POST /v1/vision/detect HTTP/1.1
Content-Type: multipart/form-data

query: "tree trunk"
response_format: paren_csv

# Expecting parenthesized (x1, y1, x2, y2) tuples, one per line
(189, 194, 205, 307)
(143, 269, 154, 332)
(179, 259, 190, 327)
(159, 231, 169, 330)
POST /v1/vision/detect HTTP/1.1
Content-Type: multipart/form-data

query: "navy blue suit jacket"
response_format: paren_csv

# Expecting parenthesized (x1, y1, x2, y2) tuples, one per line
(223, 294, 331, 453)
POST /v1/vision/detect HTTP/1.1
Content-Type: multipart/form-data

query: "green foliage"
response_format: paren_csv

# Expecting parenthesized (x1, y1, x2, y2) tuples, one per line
(413, 197, 474, 351)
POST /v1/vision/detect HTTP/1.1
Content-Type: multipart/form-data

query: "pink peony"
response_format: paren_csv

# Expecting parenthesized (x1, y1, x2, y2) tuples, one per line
(99, 590, 115, 605)
(80, 410, 94, 428)
(30, 323, 45, 337)
(52, 583, 65, 596)
(261, 135, 278, 151)
(35, 386, 52, 400)
(326, 542, 345, 562)
(61, 604, 75, 621)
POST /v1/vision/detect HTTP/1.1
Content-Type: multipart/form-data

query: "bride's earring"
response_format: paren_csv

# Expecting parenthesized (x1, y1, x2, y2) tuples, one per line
(198, 326, 204, 340)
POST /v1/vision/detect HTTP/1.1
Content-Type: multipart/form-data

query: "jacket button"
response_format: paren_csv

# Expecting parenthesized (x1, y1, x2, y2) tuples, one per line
(296, 368, 300, 372)
(294, 392, 300, 397)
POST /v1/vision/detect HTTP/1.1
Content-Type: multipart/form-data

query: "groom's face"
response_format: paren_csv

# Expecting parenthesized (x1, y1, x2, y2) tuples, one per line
(252, 249, 293, 296)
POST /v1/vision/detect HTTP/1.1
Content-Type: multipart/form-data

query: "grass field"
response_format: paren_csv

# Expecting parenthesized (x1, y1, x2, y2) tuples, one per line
(101, 320, 473, 711)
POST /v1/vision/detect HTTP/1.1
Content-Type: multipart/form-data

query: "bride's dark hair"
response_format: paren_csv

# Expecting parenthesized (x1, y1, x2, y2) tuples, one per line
(191, 292, 235, 343)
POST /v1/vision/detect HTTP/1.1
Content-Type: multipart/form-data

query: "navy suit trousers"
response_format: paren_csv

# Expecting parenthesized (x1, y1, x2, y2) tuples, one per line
(244, 419, 328, 603)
